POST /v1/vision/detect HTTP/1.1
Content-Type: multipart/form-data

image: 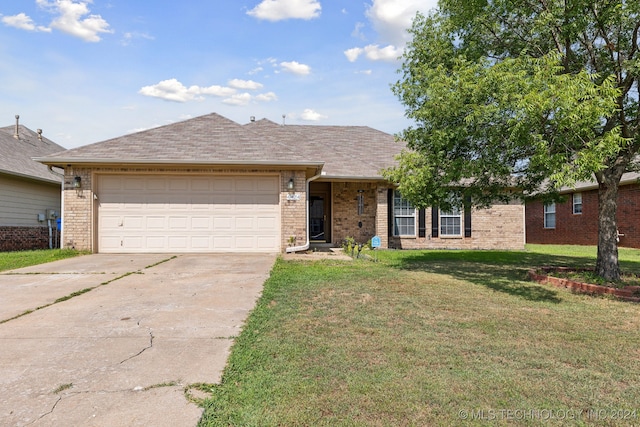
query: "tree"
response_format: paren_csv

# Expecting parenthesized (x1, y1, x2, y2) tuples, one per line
(385, 1, 640, 280)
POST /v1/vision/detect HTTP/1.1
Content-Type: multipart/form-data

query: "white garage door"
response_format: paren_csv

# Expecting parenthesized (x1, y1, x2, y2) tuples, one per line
(98, 175, 281, 253)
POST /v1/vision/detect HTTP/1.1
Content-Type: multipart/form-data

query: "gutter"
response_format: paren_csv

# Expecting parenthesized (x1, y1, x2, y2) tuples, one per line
(285, 170, 323, 253)
(34, 157, 325, 168)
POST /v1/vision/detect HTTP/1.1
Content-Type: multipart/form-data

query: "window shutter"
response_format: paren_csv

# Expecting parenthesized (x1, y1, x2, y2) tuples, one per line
(418, 208, 426, 237)
(431, 206, 439, 237)
(464, 196, 472, 237)
(387, 189, 393, 238)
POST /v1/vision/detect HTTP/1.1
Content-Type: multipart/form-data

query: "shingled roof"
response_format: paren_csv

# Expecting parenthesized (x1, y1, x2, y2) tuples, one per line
(0, 123, 66, 184)
(36, 113, 405, 179)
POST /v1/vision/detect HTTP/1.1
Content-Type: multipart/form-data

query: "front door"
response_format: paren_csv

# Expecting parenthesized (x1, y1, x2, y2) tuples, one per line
(309, 182, 331, 242)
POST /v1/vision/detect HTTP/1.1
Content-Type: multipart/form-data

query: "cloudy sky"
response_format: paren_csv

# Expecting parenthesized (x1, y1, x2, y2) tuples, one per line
(0, 0, 437, 149)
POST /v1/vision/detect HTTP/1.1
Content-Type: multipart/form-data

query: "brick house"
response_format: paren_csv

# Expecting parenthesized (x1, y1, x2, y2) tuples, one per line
(36, 113, 525, 253)
(0, 116, 66, 251)
(526, 173, 640, 248)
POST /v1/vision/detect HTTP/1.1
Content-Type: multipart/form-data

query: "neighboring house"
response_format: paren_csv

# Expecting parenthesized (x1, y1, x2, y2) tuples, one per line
(0, 116, 66, 251)
(36, 113, 525, 254)
(526, 173, 640, 248)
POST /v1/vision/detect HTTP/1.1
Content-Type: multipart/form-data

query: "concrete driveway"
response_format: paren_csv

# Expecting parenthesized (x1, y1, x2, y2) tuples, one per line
(0, 253, 276, 426)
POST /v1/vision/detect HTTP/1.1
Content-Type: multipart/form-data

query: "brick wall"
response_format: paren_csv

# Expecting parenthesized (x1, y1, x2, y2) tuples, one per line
(0, 226, 60, 251)
(282, 170, 307, 249)
(526, 184, 640, 248)
(389, 202, 525, 250)
(331, 181, 377, 245)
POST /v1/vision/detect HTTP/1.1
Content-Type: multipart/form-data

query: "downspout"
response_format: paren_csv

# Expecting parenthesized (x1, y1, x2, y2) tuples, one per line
(286, 170, 322, 253)
(48, 166, 64, 249)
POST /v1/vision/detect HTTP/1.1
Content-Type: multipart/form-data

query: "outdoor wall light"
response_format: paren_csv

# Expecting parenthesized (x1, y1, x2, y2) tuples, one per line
(74, 176, 82, 189)
(287, 177, 295, 191)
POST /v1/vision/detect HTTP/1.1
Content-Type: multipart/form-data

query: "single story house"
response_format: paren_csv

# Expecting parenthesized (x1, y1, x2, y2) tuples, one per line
(0, 116, 66, 251)
(36, 113, 525, 253)
(526, 172, 640, 248)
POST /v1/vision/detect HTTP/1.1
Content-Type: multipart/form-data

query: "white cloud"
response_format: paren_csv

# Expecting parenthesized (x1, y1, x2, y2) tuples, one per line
(346, 0, 436, 63)
(121, 31, 154, 46)
(1, 13, 51, 32)
(247, 0, 321, 21)
(280, 61, 311, 75)
(366, 0, 436, 46)
(255, 92, 278, 102)
(223, 93, 252, 106)
(34, 0, 113, 42)
(199, 85, 237, 97)
(300, 109, 327, 121)
(228, 79, 264, 90)
(344, 47, 363, 62)
(344, 44, 402, 62)
(351, 22, 366, 40)
(138, 79, 236, 102)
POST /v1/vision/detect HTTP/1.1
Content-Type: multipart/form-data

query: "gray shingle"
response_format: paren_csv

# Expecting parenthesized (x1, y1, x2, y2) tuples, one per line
(38, 113, 406, 179)
(0, 124, 66, 183)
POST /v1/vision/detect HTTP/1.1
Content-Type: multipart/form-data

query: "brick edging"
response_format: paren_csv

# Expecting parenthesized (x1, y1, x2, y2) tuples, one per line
(528, 267, 640, 302)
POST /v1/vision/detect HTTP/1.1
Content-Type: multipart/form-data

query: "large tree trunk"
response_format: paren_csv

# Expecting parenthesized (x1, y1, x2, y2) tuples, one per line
(595, 172, 623, 281)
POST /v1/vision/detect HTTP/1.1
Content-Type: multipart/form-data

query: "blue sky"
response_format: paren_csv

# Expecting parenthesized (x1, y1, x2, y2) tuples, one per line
(0, 0, 437, 149)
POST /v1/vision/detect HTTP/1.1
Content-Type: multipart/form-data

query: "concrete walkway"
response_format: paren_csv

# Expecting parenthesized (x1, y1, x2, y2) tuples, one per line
(0, 253, 276, 426)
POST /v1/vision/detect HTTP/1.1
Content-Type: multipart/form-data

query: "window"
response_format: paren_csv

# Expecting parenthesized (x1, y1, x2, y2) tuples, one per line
(573, 193, 582, 214)
(440, 206, 462, 236)
(393, 191, 416, 236)
(544, 203, 556, 229)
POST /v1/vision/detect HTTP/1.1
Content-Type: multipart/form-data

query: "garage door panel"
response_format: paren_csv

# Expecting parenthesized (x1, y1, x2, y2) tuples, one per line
(122, 236, 143, 249)
(191, 217, 211, 229)
(144, 237, 166, 250)
(123, 216, 144, 230)
(169, 216, 189, 229)
(212, 179, 234, 191)
(213, 217, 233, 230)
(100, 215, 121, 229)
(98, 175, 280, 253)
(146, 216, 166, 229)
(123, 179, 145, 191)
(235, 217, 255, 230)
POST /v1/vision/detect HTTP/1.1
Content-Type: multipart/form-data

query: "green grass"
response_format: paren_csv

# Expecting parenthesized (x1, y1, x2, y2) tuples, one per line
(199, 245, 640, 426)
(0, 249, 82, 272)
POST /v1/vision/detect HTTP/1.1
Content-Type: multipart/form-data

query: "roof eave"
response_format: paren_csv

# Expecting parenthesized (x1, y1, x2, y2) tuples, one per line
(34, 157, 325, 169)
(317, 174, 388, 182)
(0, 168, 62, 185)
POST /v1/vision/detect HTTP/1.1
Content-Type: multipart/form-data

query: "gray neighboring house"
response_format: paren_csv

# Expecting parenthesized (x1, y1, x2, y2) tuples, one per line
(36, 113, 525, 254)
(0, 117, 66, 251)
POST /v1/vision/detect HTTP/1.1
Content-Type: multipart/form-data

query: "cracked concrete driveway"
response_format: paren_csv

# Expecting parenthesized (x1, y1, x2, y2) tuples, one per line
(0, 253, 276, 426)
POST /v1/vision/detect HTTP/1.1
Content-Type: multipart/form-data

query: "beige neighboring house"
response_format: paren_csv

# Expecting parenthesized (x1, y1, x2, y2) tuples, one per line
(0, 116, 66, 251)
(35, 113, 525, 254)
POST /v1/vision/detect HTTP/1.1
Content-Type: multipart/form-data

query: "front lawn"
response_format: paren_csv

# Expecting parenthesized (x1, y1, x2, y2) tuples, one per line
(198, 245, 640, 426)
(0, 249, 82, 272)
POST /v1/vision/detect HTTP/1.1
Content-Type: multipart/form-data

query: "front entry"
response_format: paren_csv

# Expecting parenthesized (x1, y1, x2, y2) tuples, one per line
(309, 182, 331, 242)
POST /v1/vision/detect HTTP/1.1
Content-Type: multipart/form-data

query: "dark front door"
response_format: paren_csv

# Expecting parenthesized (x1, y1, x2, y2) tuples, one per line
(309, 182, 331, 242)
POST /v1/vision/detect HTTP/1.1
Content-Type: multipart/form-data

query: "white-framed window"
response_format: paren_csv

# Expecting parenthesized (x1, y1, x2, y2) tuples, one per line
(393, 190, 416, 236)
(573, 193, 582, 214)
(544, 203, 556, 229)
(440, 206, 462, 236)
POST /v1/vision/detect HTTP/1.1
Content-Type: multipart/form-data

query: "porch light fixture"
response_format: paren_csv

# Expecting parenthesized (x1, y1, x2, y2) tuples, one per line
(74, 176, 82, 189)
(287, 177, 295, 191)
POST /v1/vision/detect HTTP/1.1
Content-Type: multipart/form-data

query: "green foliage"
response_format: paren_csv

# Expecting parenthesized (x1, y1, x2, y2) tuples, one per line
(0, 249, 82, 272)
(388, 2, 640, 279)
